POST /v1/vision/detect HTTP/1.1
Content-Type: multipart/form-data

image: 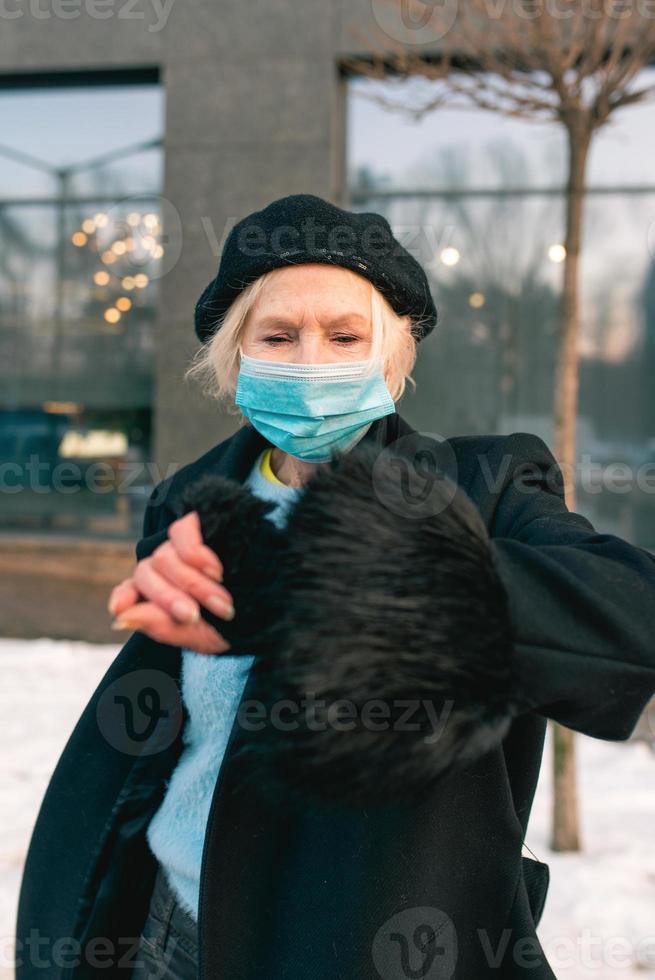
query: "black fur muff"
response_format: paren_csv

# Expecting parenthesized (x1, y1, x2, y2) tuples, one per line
(179, 442, 521, 809)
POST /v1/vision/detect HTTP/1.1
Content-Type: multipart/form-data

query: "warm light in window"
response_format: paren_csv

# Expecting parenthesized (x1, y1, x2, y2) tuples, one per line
(94, 271, 110, 286)
(112, 240, 127, 255)
(102, 250, 117, 264)
(42, 400, 83, 414)
(72, 232, 87, 247)
(116, 297, 132, 312)
(469, 292, 485, 308)
(104, 308, 121, 323)
(134, 274, 149, 288)
(143, 213, 159, 230)
(60, 429, 128, 458)
(121, 277, 136, 290)
(127, 212, 142, 227)
(94, 213, 108, 228)
(82, 219, 96, 234)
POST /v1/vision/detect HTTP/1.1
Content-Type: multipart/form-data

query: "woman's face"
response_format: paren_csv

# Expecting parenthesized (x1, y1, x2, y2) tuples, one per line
(240, 264, 373, 364)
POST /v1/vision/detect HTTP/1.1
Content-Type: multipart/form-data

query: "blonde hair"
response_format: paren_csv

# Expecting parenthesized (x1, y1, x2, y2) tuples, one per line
(184, 268, 418, 423)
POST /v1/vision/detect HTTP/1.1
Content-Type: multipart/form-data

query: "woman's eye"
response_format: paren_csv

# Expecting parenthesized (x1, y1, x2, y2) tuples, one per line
(263, 335, 359, 345)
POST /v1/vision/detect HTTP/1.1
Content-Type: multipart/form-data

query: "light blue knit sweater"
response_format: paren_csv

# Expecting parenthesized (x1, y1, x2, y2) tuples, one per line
(145, 449, 303, 921)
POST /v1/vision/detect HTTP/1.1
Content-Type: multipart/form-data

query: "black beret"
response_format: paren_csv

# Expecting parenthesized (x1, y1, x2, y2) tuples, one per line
(194, 193, 438, 343)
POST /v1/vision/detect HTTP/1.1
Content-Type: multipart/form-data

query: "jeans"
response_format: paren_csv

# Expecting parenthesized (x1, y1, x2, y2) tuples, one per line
(131, 864, 199, 980)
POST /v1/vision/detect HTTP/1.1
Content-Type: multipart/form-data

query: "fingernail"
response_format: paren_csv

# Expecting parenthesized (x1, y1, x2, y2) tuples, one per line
(203, 565, 223, 582)
(111, 619, 135, 630)
(107, 597, 118, 616)
(206, 596, 236, 620)
(171, 599, 199, 623)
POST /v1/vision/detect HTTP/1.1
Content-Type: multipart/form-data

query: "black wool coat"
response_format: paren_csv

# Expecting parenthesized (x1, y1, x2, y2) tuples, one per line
(15, 411, 655, 980)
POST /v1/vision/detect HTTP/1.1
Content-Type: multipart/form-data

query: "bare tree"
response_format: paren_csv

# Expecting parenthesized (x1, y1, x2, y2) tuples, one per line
(343, 0, 655, 851)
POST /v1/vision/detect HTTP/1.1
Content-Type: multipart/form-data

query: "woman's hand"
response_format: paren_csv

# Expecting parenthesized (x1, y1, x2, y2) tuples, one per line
(107, 511, 235, 654)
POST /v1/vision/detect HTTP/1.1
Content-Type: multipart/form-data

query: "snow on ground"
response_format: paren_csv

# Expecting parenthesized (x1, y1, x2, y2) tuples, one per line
(526, 724, 655, 978)
(0, 638, 118, 980)
(1, 636, 654, 980)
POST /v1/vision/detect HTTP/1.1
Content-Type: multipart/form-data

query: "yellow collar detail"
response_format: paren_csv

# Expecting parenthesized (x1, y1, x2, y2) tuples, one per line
(259, 447, 286, 486)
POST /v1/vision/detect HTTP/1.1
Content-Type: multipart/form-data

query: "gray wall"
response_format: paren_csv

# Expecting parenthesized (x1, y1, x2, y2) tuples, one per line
(1, 0, 409, 475)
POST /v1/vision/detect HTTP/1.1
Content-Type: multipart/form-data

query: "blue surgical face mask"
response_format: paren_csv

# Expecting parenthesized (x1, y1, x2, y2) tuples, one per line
(234, 347, 396, 463)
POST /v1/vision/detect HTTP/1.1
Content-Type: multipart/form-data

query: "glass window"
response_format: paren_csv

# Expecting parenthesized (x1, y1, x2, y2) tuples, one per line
(347, 71, 655, 551)
(0, 79, 163, 537)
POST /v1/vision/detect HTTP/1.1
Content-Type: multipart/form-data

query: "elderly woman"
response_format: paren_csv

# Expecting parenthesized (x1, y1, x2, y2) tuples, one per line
(16, 194, 655, 980)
